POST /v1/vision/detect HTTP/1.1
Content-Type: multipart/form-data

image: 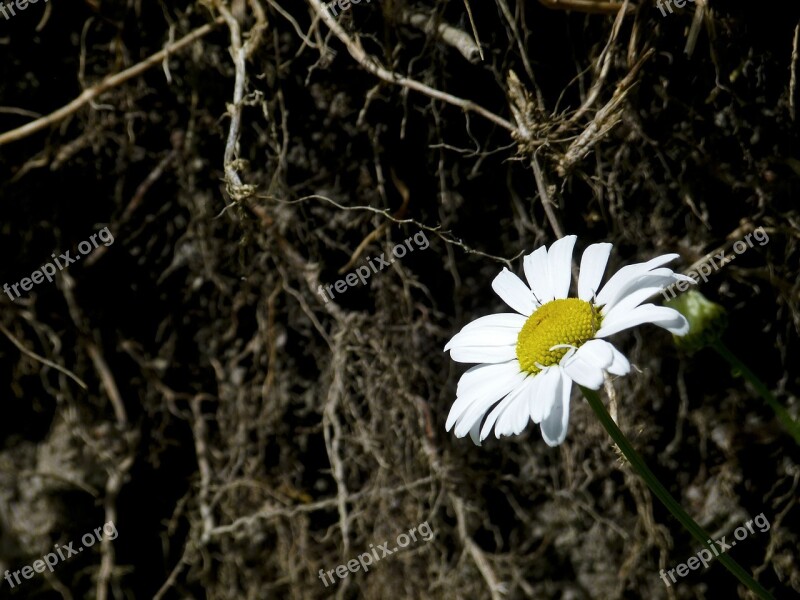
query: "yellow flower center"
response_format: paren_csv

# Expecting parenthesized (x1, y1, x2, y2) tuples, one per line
(516, 298, 602, 374)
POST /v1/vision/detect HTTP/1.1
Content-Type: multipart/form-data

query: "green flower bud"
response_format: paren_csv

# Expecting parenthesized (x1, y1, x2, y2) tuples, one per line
(664, 289, 728, 354)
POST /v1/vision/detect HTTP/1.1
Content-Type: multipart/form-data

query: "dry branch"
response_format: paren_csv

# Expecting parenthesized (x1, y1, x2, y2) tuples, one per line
(0, 18, 224, 147)
(399, 9, 482, 64)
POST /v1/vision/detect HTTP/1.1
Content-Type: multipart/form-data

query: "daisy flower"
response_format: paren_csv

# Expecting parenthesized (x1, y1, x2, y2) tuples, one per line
(444, 235, 694, 447)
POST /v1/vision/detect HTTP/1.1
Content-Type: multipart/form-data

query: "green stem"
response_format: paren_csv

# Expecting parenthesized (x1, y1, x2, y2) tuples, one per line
(712, 341, 800, 446)
(580, 386, 774, 600)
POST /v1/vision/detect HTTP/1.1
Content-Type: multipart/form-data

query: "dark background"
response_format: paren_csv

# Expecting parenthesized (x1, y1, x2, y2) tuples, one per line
(0, 0, 798, 598)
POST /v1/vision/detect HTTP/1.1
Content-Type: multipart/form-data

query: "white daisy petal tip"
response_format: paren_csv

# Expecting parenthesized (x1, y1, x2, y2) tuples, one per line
(607, 345, 631, 376)
(598, 304, 693, 339)
(491, 268, 537, 316)
(578, 242, 613, 301)
(595, 252, 690, 309)
(468, 421, 483, 446)
(540, 371, 572, 446)
(546, 235, 578, 300)
(664, 312, 691, 336)
(523, 245, 553, 303)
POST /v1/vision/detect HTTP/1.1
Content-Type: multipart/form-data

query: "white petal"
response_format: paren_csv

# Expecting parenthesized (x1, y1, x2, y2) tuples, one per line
(578, 242, 613, 301)
(496, 378, 537, 437)
(449, 345, 517, 364)
(444, 313, 525, 358)
(459, 313, 528, 333)
(456, 362, 511, 396)
(597, 304, 689, 338)
(480, 375, 536, 440)
(454, 372, 526, 438)
(446, 361, 525, 431)
(494, 397, 521, 438)
(523, 246, 553, 304)
(525, 372, 545, 422)
(607, 345, 631, 376)
(530, 366, 561, 423)
(571, 339, 615, 368)
(468, 419, 483, 446)
(492, 268, 537, 316)
(601, 286, 667, 321)
(664, 313, 690, 335)
(562, 340, 624, 388)
(636, 268, 695, 287)
(562, 353, 604, 389)
(601, 269, 695, 317)
(448, 362, 520, 430)
(540, 370, 572, 446)
(444, 327, 519, 352)
(595, 253, 680, 309)
(547, 235, 577, 300)
(454, 405, 490, 440)
(512, 386, 534, 435)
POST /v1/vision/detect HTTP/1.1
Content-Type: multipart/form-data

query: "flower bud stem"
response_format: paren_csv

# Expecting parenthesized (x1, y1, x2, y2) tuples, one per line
(712, 341, 800, 445)
(581, 386, 775, 599)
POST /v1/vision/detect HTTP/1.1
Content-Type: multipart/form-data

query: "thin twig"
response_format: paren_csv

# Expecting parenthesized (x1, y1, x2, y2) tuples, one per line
(557, 48, 655, 174)
(308, 0, 517, 134)
(0, 323, 88, 390)
(684, 0, 707, 57)
(531, 154, 566, 240)
(192, 395, 217, 543)
(214, 0, 267, 202)
(452, 496, 503, 600)
(60, 271, 128, 424)
(0, 17, 224, 147)
(538, 0, 635, 15)
(86, 342, 129, 427)
(96, 455, 134, 600)
(323, 333, 351, 558)
(268, 193, 520, 266)
(495, 0, 536, 88)
(461, 0, 484, 61)
(399, 9, 482, 63)
(791, 21, 799, 121)
(563, 0, 630, 127)
(337, 169, 410, 274)
(216, 2, 252, 199)
(207, 476, 435, 538)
